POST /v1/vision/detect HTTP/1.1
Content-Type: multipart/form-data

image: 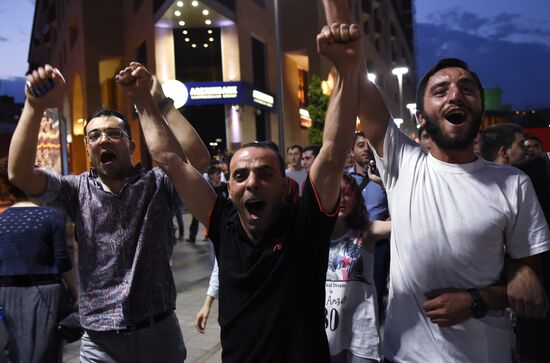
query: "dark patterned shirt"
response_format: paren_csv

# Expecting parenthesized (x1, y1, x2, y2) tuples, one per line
(35, 165, 179, 331)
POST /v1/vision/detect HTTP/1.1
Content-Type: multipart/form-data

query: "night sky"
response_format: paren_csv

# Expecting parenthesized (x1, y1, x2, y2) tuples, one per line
(1, 0, 549, 109)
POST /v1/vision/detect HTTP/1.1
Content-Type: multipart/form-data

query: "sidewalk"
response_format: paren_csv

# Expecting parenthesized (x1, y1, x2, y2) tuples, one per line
(63, 213, 222, 362)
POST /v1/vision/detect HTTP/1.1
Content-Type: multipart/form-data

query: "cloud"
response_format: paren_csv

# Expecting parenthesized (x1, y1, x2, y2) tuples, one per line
(424, 8, 550, 48)
(0, 36, 8, 42)
(415, 23, 550, 109)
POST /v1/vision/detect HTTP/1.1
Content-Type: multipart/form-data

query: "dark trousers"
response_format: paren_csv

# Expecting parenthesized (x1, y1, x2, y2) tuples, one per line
(188, 216, 199, 241)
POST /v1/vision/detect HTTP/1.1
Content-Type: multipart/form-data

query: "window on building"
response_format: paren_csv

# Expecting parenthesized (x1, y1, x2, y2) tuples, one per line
(251, 37, 267, 90)
(297, 69, 309, 107)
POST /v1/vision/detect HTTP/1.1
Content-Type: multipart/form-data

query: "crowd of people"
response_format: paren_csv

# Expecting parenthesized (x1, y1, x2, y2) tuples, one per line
(1, 0, 550, 362)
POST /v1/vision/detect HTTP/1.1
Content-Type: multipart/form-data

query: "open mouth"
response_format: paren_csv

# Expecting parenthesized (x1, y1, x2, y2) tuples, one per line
(100, 150, 117, 164)
(245, 200, 266, 216)
(445, 110, 467, 125)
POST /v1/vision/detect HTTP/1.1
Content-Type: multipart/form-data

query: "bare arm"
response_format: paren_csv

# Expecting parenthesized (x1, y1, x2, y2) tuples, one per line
(195, 295, 215, 333)
(506, 255, 548, 318)
(116, 63, 216, 226)
(150, 76, 210, 173)
(310, 23, 361, 212)
(321, 0, 390, 155)
(422, 286, 508, 327)
(8, 65, 66, 196)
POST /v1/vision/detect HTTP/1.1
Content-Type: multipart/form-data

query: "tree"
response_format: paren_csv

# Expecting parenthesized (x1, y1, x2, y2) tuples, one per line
(306, 75, 329, 145)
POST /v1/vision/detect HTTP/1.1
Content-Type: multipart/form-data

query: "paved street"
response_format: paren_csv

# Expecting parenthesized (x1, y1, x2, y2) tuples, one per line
(63, 213, 222, 362)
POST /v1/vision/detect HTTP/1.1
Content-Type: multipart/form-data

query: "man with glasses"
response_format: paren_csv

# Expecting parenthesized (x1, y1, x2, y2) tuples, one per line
(8, 64, 209, 362)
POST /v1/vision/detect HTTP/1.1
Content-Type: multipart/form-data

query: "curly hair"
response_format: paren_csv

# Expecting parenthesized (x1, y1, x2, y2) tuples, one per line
(341, 172, 369, 230)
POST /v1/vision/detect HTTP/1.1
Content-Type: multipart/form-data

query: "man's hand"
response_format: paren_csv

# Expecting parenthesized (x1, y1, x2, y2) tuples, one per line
(366, 162, 383, 186)
(25, 64, 66, 111)
(316, 23, 362, 72)
(115, 62, 152, 102)
(423, 289, 471, 327)
(507, 264, 549, 318)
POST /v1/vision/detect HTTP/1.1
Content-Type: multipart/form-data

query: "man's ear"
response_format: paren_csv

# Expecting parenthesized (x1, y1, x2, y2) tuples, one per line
(416, 111, 426, 126)
(496, 146, 508, 163)
(84, 139, 91, 161)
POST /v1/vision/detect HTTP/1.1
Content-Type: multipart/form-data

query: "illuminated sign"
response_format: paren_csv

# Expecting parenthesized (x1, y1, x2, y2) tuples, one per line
(167, 81, 275, 111)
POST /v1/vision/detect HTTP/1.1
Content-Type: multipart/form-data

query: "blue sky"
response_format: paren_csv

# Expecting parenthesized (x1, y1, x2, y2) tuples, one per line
(1, 0, 549, 109)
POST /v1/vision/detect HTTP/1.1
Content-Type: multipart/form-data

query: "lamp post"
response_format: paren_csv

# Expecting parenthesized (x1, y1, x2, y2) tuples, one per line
(274, 0, 285, 155)
(392, 66, 408, 128)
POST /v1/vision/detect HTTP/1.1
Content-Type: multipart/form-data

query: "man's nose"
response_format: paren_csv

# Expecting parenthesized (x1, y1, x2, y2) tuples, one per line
(448, 84, 464, 104)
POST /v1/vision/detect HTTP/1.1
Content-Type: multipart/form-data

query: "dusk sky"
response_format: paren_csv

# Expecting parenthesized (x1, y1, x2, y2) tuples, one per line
(1, 0, 549, 109)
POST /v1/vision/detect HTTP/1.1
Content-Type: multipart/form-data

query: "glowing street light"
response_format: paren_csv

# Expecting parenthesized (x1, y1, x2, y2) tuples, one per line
(392, 66, 409, 124)
(367, 73, 376, 84)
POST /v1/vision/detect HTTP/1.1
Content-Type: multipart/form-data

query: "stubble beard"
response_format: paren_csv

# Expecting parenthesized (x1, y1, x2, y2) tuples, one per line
(423, 112, 482, 151)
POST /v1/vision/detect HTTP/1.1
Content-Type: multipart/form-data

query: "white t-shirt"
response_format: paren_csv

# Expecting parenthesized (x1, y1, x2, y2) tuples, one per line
(285, 168, 307, 195)
(326, 229, 381, 360)
(373, 121, 550, 363)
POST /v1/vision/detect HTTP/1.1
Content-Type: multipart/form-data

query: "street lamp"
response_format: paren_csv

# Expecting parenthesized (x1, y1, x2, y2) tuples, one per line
(392, 66, 408, 127)
(367, 73, 377, 84)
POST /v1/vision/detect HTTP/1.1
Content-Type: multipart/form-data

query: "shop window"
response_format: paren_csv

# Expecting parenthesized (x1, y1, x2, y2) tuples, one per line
(297, 69, 309, 107)
(251, 37, 267, 90)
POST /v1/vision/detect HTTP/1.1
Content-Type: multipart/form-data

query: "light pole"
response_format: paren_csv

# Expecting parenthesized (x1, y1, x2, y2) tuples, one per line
(392, 66, 408, 128)
(274, 0, 285, 155)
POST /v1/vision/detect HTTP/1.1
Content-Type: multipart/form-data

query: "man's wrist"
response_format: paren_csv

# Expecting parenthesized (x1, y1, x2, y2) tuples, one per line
(467, 288, 488, 318)
(157, 97, 174, 113)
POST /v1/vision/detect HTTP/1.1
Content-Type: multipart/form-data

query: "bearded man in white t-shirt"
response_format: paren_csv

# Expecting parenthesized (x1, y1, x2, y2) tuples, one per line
(322, 2, 550, 362)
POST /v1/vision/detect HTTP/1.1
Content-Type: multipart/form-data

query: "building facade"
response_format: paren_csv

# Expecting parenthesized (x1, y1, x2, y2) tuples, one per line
(28, 0, 415, 174)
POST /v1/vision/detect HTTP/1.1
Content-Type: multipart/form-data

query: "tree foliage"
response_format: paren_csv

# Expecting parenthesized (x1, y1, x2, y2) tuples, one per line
(306, 75, 329, 145)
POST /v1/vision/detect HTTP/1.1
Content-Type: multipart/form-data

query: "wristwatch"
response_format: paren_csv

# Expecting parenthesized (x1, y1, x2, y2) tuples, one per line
(467, 288, 488, 319)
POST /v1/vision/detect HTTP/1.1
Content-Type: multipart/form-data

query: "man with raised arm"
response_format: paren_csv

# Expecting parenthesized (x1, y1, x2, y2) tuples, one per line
(8, 64, 209, 362)
(322, 1, 550, 362)
(115, 24, 362, 362)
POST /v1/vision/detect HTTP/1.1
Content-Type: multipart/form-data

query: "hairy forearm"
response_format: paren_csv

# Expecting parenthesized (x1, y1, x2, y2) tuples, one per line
(479, 285, 508, 311)
(322, 0, 352, 24)
(161, 103, 210, 173)
(134, 95, 187, 169)
(8, 102, 48, 196)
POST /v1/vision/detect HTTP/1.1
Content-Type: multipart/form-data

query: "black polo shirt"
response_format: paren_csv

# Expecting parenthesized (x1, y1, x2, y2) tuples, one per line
(208, 176, 337, 363)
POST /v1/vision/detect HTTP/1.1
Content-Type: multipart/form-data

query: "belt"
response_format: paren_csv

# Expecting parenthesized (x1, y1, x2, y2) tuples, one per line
(0, 274, 60, 287)
(87, 310, 173, 335)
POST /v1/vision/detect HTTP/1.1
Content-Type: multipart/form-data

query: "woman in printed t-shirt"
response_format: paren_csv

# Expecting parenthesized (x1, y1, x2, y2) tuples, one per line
(326, 172, 391, 363)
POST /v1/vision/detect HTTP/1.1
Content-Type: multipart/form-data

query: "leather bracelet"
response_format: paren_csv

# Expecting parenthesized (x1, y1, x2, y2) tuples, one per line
(157, 97, 174, 112)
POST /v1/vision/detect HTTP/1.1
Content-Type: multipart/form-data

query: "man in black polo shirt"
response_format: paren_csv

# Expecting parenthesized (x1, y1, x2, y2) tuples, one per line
(122, 23, 362, 362)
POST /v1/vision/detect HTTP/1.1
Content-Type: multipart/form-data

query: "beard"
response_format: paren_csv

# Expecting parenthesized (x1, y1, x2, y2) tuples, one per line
(423, 112, 482, 150)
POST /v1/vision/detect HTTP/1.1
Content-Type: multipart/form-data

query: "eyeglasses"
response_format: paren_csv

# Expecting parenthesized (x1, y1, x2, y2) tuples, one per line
(85, 128, 128, 143)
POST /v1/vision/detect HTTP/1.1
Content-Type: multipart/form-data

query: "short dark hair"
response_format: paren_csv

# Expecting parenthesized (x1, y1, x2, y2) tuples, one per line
(207, 165, 222, 176)
(287, 144, 303, 153)
(479, 123, 524, 162)
(84, 109, 132, 140)
(524, 135, 542, 146)
(341, 172, 368, 230)
(0, 157, 27, 201)
(418, 124, 427, 136)
(240, 140, 285, 176)
(303, 145, 321, 157)
(416, 58, 485, 115)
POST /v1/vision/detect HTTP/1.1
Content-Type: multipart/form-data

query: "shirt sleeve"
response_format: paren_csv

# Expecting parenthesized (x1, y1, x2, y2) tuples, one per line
(506, 175, 550, 259)
(207, 196, 234, 249)
(206, 258, 220, 299)
(369, 119, 422, 192)
(31, 169, 80, 222)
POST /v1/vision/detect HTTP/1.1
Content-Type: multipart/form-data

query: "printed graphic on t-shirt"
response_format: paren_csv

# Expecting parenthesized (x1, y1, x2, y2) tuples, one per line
(326, 235, 365, 282)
